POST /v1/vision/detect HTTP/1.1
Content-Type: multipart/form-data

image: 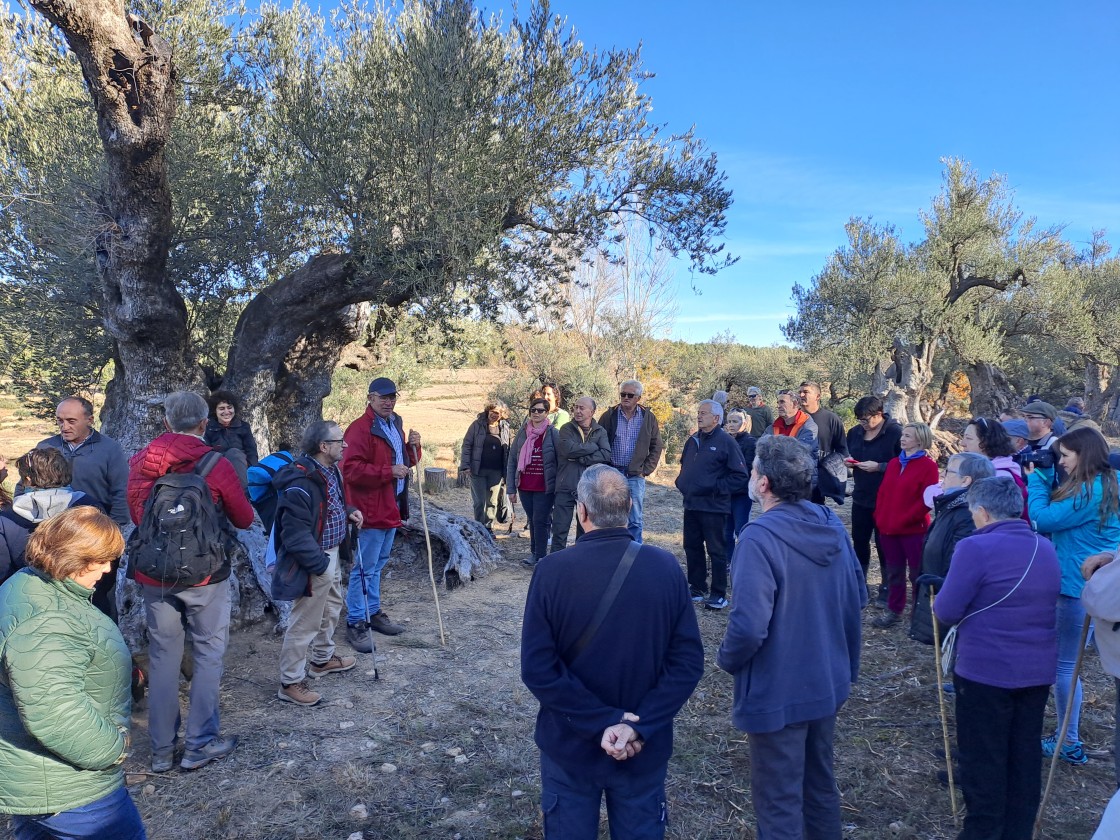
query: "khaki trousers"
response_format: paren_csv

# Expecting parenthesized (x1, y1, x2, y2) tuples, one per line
(279, 546, 343, 685)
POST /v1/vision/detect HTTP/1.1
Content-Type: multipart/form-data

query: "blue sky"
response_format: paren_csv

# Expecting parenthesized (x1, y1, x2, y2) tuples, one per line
(484, 0, 1120, 345)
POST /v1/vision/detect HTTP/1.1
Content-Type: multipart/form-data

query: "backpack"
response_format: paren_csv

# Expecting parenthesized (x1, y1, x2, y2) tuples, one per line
(247, 451, 294, 504)
(127, 451, 229, 587)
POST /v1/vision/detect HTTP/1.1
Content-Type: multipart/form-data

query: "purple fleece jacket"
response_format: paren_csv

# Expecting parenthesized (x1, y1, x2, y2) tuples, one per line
(934, 518, 1060, 689)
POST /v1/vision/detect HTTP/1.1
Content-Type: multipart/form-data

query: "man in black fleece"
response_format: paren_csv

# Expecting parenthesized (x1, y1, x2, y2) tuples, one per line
(521, 465, 704, 839)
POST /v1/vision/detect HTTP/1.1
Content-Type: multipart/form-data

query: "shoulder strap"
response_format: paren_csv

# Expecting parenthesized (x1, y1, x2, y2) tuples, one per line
(564, 540, 642, 662)
(194, 450, 222, 479)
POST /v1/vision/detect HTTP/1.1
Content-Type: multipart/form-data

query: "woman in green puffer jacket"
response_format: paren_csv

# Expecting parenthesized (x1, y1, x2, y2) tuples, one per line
(0, 507, 146, 839)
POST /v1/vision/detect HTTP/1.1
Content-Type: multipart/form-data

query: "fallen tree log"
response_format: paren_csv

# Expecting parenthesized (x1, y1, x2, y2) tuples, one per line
(115, 494, 500, 648)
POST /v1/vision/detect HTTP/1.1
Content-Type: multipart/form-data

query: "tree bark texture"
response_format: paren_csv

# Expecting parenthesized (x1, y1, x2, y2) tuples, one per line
(966, 362, 1018, 418)
(871, 338, 935, 425)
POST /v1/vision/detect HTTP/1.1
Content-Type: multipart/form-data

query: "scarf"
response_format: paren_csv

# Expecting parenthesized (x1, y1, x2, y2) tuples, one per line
(898, 449, 927, 472)
(517, 418, 550, 475)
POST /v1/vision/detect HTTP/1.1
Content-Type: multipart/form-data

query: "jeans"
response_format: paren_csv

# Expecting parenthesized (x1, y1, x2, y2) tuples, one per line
(539, 752, 667, 840)
(954, 675, 1049, 840)
(724, 494, 753, 554)
(519, 490, 555, 561)
(849, 503, 883, 583)
(12, 786, 147, 840)
(470, 469, 505, 529)
(878, 532, 925, 614)
(683, 509, 729, 600)
(748, 715, 841, 840)
(279, 547, 343, 685)
(626, 475, 646, 543)
(142, 579, 231, 755)
(1053, 594, 1086, 744)
(346, 527, 397, 624)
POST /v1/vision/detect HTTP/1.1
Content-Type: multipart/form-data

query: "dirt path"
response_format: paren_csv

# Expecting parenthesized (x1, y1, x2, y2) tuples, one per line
(2, 376, 1117, 838)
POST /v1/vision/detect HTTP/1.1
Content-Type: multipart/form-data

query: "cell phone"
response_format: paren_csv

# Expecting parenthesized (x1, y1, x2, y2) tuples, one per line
(844, 458, 859, 466)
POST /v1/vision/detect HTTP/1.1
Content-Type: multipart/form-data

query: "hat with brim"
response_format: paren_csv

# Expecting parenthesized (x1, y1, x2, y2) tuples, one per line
(1001, 418, 1030, 439)
(368, 377, 399, 396)
(1021, 401, 1058, 421)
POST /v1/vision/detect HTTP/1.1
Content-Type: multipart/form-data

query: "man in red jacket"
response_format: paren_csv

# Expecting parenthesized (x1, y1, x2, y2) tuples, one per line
(128, 391, 255, 773)
(342, 377, 422, 650)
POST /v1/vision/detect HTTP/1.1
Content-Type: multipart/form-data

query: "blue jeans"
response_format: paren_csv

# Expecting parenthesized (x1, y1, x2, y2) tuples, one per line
(12, 786, 147, 840)
(724, 494, 753, 553)
(625, 475, 646, 542)
(347, 527, 397, 624)
(519, 490, 555, 561)
(539, 752, 667, 839)
(1053, 594, 1086, 744)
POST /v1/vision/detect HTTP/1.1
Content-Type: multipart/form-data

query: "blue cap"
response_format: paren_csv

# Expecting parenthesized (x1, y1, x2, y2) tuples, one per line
(368, 377, 398, 396)
(1001, 418, 1030, 439)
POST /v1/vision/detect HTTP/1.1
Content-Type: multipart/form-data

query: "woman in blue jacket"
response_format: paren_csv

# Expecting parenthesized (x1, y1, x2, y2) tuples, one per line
(1027, 426, 1120, 765)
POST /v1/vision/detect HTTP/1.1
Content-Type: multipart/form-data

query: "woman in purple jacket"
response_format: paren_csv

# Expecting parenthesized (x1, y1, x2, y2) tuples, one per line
(933, 477, 1060, 840)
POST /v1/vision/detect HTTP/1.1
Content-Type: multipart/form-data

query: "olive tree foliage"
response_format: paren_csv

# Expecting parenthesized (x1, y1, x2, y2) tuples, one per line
(2, 0, 733, 452)
(784, 159, 1064, 426)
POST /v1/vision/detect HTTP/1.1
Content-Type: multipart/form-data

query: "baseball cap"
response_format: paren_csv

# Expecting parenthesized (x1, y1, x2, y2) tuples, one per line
(1001, 419, 1030, 439)
(746, 386, 761, 397)
(368, 377, 399, 396)
(1020, 401, 1058, 421)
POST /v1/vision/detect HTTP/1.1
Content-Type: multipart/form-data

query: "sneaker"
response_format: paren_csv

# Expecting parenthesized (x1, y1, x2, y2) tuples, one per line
(690, 590, 707, 603)
(871, 611, 901, 628)
(521, 556, 539, 568)
(368, 610, 404, 636)
(151, 752, 174, 773)
(1041, 735, 1089, 765)
(705, 596, 729, 611)
(180, 735, 239, 771)
(347, 621, 375, 653)
(278, 680, 322, 706)
(308, 654, 356, 678)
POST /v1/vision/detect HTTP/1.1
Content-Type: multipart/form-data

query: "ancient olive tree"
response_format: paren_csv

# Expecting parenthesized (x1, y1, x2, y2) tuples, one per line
(784, 159, 1063, 424)
(2, 0, 733, 451)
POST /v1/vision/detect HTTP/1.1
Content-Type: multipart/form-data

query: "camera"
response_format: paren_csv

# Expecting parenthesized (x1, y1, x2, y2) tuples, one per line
(1012, 449, 1055, 470)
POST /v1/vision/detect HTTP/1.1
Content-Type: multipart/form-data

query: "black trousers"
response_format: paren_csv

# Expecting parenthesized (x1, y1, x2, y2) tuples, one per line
(551, 489, 583, 553)
(849, 503, 884, 584)
(683, 509, 729, 599)
(954, 674, 1049, 840)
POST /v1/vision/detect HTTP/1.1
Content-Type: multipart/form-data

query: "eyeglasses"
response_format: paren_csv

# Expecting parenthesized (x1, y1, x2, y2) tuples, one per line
(371, 392, 398, 400)
(529, 408, 547, 414)
(944, 468, 962, 476)
(323, 439, 346, 444)
(620, 392, 638, 399)
(857, 414, 880, 426)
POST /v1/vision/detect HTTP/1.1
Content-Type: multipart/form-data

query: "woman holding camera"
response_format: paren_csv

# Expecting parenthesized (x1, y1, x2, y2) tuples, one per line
(1027, 425, 1120, 765)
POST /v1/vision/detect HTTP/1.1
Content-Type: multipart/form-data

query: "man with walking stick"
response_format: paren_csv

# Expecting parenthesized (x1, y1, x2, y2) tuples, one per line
(342, 377, 421, 650)
(717, 435, 865, 838)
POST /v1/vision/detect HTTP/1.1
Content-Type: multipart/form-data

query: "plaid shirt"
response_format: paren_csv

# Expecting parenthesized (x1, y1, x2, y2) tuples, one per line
(611, 405, 644, 469)
(313, 460, 348, 550)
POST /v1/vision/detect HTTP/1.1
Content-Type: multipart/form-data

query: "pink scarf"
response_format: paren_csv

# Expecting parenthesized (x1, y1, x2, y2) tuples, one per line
(517, 418, 550, 475)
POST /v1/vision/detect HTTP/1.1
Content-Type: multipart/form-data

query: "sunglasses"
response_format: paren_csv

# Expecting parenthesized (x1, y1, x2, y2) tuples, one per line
(620, 392, 638, 399)
(529, 407, 547, 414)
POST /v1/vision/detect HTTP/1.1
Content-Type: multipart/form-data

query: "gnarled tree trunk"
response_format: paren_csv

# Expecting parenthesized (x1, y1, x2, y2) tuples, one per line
(966, 361, 1017, 418)
(872, 339, 935, 425)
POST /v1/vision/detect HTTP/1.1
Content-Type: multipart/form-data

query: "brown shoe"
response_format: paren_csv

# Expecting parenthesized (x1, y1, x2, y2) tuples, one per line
(368, 610, 404, 636)
(278, 681, 321, 706)
(308, 654, 357, 678)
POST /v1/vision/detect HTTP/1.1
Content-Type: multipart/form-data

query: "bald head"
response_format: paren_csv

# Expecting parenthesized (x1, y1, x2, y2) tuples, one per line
(571, 396, 597, 429)
(576, 464, 631, 530)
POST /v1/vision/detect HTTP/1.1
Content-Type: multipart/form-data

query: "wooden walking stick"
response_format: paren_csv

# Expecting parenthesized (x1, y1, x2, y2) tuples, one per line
(412, 443, 446, 646)
(930, 587, 961, 829)
(1034, 613, 1092, 840)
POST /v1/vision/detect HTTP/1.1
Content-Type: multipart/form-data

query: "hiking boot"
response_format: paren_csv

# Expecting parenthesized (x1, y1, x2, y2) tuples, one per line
(1041, 735, 1089, 766)
(875, 585, 889, 609)
(872, 611, 901, 628)
(705, 595, 729, 611)
(151, 751, 174, 773)
(308, 654, 356, 678)
(368, 610, 404, 636)
(521, 556, 539, 568)
(690, 590, 707, 603)
(278, 681, 322, 706)
(347, 621, 375, 653)
(180, 735, 238, 771)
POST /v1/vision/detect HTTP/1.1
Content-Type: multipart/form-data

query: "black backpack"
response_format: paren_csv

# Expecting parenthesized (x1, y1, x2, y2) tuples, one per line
(128, 451, 229, 587)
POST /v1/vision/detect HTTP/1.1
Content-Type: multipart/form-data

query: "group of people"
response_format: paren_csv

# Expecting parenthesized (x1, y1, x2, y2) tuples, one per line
(3, 375, 1120, 839)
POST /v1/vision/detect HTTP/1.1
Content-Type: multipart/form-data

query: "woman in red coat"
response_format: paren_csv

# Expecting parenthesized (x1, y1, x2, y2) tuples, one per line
(872, 422, 940, 627)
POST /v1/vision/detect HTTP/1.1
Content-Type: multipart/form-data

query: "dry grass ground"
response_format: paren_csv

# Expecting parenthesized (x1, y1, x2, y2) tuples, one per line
(1, 373, 1116, 838)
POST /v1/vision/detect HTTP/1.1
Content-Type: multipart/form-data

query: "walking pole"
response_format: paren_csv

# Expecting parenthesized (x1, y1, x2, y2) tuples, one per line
(412, 443, 446, 646)
(1034, 613, 1092, 840)
(929, 587, 961, 829)
(352, 529, 379, 681)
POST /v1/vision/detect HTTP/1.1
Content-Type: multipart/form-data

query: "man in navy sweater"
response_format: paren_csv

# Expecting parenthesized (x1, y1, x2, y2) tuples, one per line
(718, 435, 865, 839)
(521, 465, 704, 839)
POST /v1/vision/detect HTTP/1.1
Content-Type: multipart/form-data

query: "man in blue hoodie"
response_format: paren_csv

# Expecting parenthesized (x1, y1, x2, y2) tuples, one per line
(717, 435, 865, 839)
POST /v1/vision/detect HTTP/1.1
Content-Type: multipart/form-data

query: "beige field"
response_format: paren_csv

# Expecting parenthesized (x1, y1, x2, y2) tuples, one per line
(1, 372, 1115, 839)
